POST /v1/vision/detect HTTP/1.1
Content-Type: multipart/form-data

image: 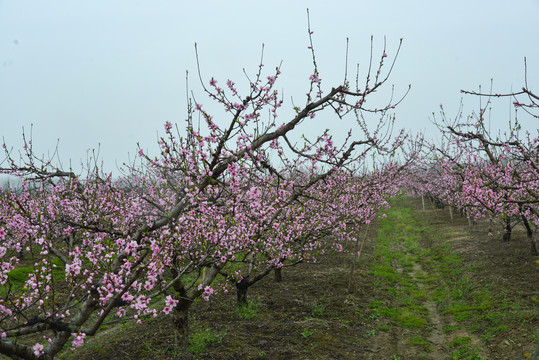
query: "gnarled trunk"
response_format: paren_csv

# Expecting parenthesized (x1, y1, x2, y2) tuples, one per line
(235, 263, 279, 306)
(527, 228, 538, 256)
(521, 216, 539, 256)
(170, 271, 193, 347)
(172, 296, 193, 346)
(236, 276, 250, 305)
(502, 217, 512, 242)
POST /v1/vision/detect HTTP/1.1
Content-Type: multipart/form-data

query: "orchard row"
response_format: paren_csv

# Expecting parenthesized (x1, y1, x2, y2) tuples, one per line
(0, 33, 537, 359)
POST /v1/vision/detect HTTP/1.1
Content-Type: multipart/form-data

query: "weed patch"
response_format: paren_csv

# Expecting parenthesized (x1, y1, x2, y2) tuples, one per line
(188, 328, 222, 354)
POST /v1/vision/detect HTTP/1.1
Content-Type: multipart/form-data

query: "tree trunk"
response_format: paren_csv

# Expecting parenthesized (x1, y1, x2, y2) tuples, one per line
(502, 217, 512, 242)
(172, 295, 193, 347)
(526, 227, 539, 256)
(170, 263, 222, 345)
(528, 230, 538, 256)
(347, 224, 369, 293)
(171, 277, 193, 347)
(273, 268, 282, 282)
(429, 198, 439, 220)
(235, 264, 279, 306)
(236, 276, 250, 306)
(521, 216, 538, 256)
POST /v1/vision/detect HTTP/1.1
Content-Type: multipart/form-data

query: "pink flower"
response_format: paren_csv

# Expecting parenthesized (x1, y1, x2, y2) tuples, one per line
(209, 78, 217, 86)
(125, 241, 139, 255)
(163, 306, 171, 314)
(0, 227, 5, 240)
(33, 343, 44, 356)
(165, 295, 178, 307)
(138, 148, 144, 157)
(71, 333, 86, 348)
(204, 286, 214, 295)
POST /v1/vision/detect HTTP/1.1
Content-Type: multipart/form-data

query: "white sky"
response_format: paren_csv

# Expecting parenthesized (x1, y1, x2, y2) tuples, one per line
(1, 0, 538, 174)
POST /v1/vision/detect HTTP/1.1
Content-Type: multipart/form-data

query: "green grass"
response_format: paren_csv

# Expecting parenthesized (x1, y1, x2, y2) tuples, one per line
(235, 300, 260, 320)
(448, 336, 485, 360)
(368, 197, 492, 357)
(2, 257, 66, 297)
(311, 302, 325, 317)
(301, 328, 315, 339)
(408, 335, 432, 352)
(443, 325, 460, 333)
(369, 202, 433, 333)
(188, 328, 222, 354)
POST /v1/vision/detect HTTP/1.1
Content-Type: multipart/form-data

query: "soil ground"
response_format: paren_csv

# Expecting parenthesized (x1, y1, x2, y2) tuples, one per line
(7, 196, 537, 360)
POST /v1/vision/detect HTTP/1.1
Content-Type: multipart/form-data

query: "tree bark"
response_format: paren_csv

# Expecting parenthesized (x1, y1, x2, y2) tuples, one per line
(0, 339, 40, 360)
(171, 285, 193, 346)
(530, 232, 539, 256)
(521, 216, 538, 256)
(502, 217, 512, 242)
(236, 276, 250, 305)
(273, 268, 282, 282)
(235, 263, 277, 306)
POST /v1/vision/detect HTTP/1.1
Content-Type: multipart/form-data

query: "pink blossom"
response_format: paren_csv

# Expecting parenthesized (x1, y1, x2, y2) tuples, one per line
(71, 332, 86, 348)
(165, 295, 178, 308)
(33, 343, 44, 356)
(204, 286, 214, 295)
(125, 240, 139, 255)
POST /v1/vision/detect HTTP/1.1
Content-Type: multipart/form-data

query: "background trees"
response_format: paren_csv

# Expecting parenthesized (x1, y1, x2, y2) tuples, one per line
(404, 71, 538, 255)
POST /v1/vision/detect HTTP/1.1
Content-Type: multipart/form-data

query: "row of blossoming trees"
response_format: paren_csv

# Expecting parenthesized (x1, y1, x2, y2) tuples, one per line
(404, 81, 538, 255)
(0, 33, 412, 359)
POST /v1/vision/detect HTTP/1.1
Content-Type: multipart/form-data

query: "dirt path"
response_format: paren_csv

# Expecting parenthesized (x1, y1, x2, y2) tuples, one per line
(364, 197, 490, 359)
(409, 261, 447, 359)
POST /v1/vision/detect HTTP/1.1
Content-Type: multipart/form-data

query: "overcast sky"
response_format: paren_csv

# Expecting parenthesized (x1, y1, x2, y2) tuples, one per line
(1, 1, 538, 174)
